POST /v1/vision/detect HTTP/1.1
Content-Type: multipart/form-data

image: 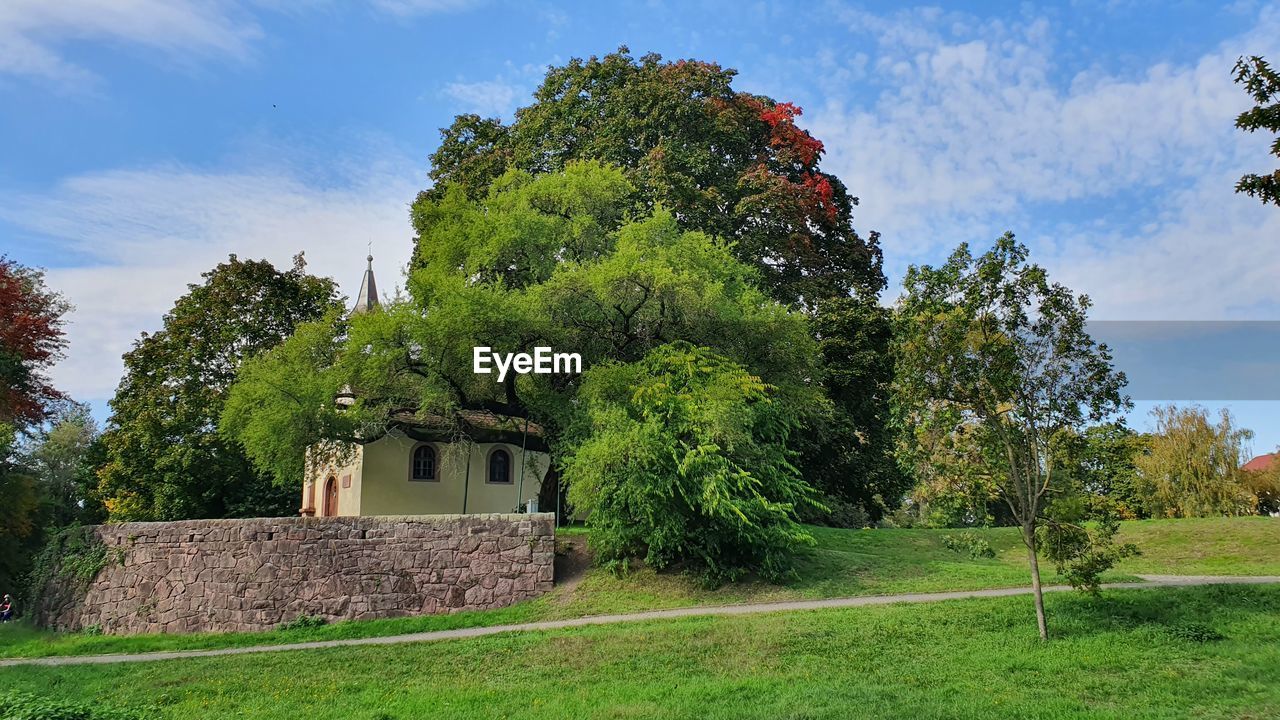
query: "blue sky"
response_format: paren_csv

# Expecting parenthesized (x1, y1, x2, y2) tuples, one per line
(1, 0, 1278, 454)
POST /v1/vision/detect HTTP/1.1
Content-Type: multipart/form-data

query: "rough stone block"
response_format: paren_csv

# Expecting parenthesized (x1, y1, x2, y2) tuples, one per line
(34, 514, 556, 635)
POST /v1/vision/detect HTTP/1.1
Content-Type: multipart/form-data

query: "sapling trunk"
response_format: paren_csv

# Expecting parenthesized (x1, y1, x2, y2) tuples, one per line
(1024, 524, 1048, 641)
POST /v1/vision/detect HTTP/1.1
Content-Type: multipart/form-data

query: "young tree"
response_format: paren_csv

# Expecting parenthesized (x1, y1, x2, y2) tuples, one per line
(24, 403, 105, 526)
(224, 164, 824, 581)
(98, 255, 341, 520)
(0, 256, 70, 426)
(1133, 404, 1255, 517)
(894, 233, 1131, 639)
(1233, 55, 1280, 206)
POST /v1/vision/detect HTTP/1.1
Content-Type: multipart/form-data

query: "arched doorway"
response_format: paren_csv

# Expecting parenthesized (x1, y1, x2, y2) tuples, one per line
(323, 476, 338, 517)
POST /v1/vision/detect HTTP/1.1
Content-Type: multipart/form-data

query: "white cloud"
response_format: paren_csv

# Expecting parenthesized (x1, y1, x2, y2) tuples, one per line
(439, 61, 549, 119)
(368, 0, 486, 18)
(0, 0, 485, 88)
(2, 144, 423, 401)
(0, 0, 264, 86)
(804, 3, 1280, 319)
(441, 79, 522, 118)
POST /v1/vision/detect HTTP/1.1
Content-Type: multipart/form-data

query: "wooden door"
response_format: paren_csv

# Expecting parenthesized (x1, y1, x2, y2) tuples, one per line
(323, 476, 338, 516)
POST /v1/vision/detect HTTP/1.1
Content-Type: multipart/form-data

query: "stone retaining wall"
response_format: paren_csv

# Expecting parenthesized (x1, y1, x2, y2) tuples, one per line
(34, 514, 555, 635)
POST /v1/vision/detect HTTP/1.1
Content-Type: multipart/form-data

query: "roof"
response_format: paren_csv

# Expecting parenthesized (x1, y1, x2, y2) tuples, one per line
(1242, 452, 1277, 472)
(388, 409, 549, 451)
(351, 254, 378, 314)
(390, 409, 546, 437)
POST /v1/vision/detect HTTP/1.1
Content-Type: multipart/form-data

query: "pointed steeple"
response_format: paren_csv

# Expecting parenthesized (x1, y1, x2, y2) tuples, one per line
(351, 254, 379, 314)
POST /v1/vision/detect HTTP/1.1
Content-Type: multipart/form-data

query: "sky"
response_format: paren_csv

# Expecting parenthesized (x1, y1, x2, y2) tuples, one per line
(1, 0, 1278, 455)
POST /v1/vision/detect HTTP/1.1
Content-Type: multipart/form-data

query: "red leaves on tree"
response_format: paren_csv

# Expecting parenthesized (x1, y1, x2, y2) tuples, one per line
(756, 100, 825, 167)
(0, 256, 69, 425)
(802, 172, 838, 223)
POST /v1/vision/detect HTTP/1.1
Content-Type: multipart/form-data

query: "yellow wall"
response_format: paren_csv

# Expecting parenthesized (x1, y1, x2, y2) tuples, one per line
(303, 444, 364, 516)
(356, 431, 550, 516)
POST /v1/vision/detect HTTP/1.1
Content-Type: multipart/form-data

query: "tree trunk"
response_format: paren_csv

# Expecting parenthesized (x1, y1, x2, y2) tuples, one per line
(1024, 526, 1048, 641)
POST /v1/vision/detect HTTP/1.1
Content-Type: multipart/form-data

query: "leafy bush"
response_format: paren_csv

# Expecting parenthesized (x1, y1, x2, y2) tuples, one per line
(1038, 502, 1140, 595)
(1165, 622, 1225, 643)
(23, 524, 114, 612)
(941, 531, 996, 559)
(278, 614, 327, 631)
(0, 691, 151, 720)
(564, 342, 818, 585)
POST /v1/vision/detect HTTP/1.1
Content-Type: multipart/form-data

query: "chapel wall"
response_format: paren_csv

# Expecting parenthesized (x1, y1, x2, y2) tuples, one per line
(359, 433, 549, 516)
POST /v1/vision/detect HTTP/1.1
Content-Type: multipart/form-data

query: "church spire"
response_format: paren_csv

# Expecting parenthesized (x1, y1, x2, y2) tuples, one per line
(351, 254, 379, 314)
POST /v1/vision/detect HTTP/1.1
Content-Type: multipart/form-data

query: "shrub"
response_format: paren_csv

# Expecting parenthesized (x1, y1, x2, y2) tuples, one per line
(23, 524, 114, 614)
(278, 614, 327, 631)
(941, 531, 996, 559)
(1166, 622, 1225, 643)
(0, 691, 151, 720)
(564, 342, 818, 585)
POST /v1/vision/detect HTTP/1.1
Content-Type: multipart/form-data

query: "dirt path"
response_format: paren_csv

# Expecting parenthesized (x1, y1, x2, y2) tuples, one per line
(4, 575, 1277, 668)
(551, 536, 592, 606)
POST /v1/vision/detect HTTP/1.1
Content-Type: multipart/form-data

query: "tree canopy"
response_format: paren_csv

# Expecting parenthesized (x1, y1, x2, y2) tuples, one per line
(1134, 404, 1255, 517)
(0, 256, 70, 427)
(1233, 55, 1280, 206)
(423, 49, 898, 516)
(224, 163, 824, 580)
(423, 48, 884, 308)
(98, 255, 341, 521)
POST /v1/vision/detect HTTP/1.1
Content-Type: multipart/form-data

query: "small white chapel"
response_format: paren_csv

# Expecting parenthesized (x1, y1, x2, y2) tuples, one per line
(299, 256, 552, 518)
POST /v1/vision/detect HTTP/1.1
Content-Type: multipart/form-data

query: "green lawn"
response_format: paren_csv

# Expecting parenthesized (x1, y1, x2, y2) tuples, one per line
(1, 516, 1275, 660)
(3, 584, 1279, 719)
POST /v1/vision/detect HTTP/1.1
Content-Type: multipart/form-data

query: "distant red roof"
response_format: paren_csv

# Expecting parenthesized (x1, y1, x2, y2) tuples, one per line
(1243, 453, 1277, 472)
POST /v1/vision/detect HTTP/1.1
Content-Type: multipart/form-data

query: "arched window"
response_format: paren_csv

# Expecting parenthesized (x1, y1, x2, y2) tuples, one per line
(411, 444, 437, 481)
(487, 447, 512, 484)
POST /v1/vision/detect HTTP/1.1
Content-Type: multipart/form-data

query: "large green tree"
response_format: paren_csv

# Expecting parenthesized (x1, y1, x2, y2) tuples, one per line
(425, 48, 898, 515)
(424, 49, 884, 308)
(1233, 55, 1280, 206)
(894, 234, 1132, 639)
(98, 255, 340, 521)
(224, 164, 824, 580)
(794, 296, 907, 520)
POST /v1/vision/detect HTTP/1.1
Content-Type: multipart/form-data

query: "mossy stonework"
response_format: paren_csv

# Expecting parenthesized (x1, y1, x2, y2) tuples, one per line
(32, 514, 555, 635)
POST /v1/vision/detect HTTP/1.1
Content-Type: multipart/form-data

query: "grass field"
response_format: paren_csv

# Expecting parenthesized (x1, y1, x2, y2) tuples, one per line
(0, 516, 1275, 660)
(2, 584, 1278, 719)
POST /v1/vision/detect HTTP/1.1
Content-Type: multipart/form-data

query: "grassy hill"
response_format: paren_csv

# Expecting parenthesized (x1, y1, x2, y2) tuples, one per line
(1, 516, 1276, 660)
